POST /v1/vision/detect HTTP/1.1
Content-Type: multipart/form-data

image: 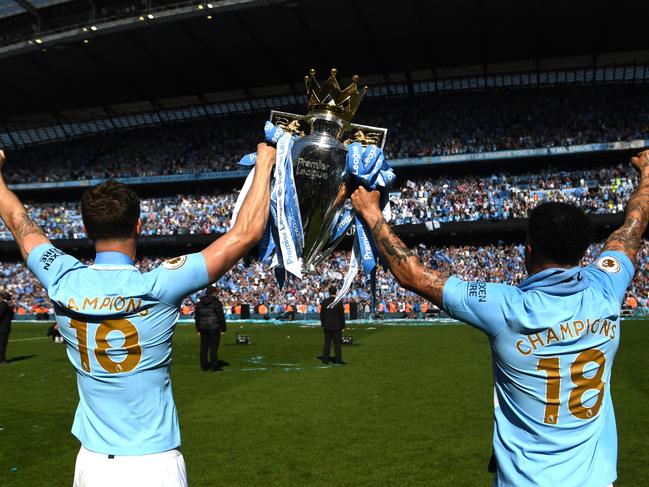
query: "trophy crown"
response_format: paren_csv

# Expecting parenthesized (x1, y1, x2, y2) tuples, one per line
(304, 68, 367, 122)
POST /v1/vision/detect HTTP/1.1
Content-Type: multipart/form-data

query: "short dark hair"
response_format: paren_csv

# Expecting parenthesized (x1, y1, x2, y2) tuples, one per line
(81, 180, 140, 241)
(527, 202, 591, 265)
(328, 287, 337, 296)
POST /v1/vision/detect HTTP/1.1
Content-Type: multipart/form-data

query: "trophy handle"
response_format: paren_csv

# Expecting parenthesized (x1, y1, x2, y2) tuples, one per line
(270, 110, 388, 150)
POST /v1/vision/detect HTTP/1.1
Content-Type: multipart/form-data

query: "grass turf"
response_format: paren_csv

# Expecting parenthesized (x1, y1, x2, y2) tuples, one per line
(0, 321, 647, 486)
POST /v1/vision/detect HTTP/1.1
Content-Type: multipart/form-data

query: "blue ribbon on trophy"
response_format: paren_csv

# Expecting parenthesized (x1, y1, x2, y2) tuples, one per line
(232, 122, 395, 308)
(234, 121, 303, 286)
(329, 142, 395, 307)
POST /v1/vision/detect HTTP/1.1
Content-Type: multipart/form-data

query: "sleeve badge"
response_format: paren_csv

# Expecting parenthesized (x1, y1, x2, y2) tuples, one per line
(596, 256, 621, 273)
(162, 255, 187, 270)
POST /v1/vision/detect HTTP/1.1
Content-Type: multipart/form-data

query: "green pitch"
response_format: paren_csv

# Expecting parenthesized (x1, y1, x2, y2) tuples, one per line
(1, 321, 648, 486)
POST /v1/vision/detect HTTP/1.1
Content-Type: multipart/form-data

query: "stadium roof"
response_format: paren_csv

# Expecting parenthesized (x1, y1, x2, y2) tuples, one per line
(0, 0, 70, 18)
(1, 0, 649, 120)
(0, 0, 24, 19)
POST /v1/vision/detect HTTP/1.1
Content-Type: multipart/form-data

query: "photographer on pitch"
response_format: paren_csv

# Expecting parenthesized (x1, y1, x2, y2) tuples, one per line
(195, 286, 227, 372)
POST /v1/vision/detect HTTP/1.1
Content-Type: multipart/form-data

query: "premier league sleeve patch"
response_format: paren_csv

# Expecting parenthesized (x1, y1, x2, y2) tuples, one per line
(596, 256, 621, 273)
(162, 255, 187, 270)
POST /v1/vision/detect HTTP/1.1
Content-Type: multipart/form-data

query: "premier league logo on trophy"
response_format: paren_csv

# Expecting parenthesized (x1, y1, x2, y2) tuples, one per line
(234, 69, 393, 302)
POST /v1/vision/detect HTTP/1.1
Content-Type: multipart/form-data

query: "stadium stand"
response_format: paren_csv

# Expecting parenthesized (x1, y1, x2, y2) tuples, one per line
(3, 84, 649, 184)
(0, 163, 635, 240)
(1, 81, 648, 320)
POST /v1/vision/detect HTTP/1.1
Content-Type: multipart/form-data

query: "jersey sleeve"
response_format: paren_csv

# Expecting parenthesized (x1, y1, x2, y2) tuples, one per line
(145, 253, 210, 306)
(443, 276, 520, 336)
(583, 250, 635, 304)
(26, 243, 84, 291)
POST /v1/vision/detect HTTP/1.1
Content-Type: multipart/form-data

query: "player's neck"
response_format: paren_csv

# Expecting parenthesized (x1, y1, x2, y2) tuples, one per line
(527, 260, 574, 276)
(94, 239, 137, 261)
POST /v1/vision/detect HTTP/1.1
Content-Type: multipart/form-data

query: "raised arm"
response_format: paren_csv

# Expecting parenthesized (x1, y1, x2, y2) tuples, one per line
(200, 143, 276, 281)
(0, 150, 50, 259)
(351, 187, 448, 307)
(603, 150, 649, 268)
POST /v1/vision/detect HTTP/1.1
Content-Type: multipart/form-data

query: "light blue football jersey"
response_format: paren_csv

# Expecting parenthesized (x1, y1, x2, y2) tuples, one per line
(443, 250, 634, 487)
(27, 244, 210, 455)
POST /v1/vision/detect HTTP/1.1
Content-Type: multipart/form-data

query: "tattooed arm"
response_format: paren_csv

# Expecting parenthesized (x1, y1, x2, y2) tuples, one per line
(350, 187, 448, 307)
(603, 150, 649, 267)
(0, 150, 50, 259)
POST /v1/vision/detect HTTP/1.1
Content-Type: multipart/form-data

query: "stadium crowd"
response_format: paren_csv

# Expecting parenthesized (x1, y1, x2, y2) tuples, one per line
(0, 192, 238, 240)
(390, 162, 635, 224)
(0, 163, 635, 240)
(377, 84, 649, 158)
(4, 84, 649, 184)
(2, 241, 647, 318)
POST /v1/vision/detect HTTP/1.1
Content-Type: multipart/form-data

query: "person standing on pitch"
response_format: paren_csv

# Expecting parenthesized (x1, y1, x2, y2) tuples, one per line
(319, 287, 346, 365)
(194, 286, 227, 372)
(0, 291, 14, 364)
(0, 145, 275, 487)
(350, 150, 649, 487)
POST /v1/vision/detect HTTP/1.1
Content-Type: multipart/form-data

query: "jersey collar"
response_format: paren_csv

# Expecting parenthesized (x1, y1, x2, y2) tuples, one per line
(94, 251, 134, 266)
(518, 266, 588, 296)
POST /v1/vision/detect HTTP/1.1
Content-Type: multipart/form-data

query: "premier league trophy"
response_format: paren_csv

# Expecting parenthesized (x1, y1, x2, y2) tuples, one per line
(269, 68, 388, 275)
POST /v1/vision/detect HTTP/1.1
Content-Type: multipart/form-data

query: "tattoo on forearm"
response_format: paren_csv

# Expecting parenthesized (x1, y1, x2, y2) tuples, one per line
(371, 217, 448, 305)
(372, 218, 415, 263)
(421, 269, 450, 289)
(420, 269, 450, 304)
(605, 174, 649, 266)
(12, 211, 45, 239)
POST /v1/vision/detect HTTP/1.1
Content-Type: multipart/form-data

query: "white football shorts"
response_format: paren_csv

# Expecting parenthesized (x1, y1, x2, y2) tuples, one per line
(73, 445, 188, 487)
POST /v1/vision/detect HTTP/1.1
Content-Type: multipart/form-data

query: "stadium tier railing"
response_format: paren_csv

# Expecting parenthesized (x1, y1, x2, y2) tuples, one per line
(7, 139, 649, 191)
(390, 139, 649, 167)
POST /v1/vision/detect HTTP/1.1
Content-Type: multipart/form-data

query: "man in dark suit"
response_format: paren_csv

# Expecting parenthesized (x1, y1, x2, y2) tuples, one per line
(319, 287, 346, 365)
(0, 292, 14, 364)
(194, 286, 227, 371)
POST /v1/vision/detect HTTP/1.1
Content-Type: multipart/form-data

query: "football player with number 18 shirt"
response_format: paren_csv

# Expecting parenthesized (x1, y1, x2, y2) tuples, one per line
(350, 150, 649, 487)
